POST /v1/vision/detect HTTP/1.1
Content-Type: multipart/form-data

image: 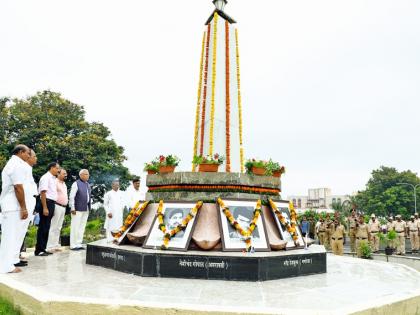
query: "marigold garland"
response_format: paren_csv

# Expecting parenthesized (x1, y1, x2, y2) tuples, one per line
(148, 184, 280, 195)
(200, 24, 211, 155)
(217, 198, 262, 252)
(193, 31, 206, 171)
(112, 200, 150, 239)
(225, 20, 231, 173)
(157, 200, 203, 250)
(209, 12, 218, 155)
(269, 199, 299, 244)
(235, 29, 245, 172)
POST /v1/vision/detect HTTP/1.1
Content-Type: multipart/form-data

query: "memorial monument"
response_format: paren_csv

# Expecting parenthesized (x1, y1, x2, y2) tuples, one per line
(86, 0, 327, 281)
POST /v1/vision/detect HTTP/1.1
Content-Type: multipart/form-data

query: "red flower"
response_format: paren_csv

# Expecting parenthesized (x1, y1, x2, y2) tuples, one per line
(159, 155, 165, 163)
(214, 153, 219, 160)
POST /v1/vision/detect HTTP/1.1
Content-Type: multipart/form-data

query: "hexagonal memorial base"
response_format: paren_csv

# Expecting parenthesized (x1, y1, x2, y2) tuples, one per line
(86, 240, 327, 281)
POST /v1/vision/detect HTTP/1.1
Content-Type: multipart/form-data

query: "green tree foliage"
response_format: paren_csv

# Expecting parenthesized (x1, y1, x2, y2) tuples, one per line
(0, 91, 131, 201)
(353, 166, 419, 218)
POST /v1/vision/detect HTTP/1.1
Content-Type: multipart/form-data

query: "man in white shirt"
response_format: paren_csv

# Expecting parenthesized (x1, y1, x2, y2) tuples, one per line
(47, 169, 68, 252)
(0, 144, 30, 273)
(35, 162, 60, 256)
(69, 169, 92, 250)
(104, 180, 125, 242)
(125, 177, 145, 209)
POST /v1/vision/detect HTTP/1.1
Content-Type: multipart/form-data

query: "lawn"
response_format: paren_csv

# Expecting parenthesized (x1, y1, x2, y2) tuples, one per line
(0, 297, 20, 315)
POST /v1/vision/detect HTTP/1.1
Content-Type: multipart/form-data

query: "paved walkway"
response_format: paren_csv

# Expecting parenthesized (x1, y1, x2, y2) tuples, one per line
(0, 249, 419, 314)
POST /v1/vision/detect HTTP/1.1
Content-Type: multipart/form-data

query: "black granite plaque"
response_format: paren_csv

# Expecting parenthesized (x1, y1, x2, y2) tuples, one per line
(88, 246, 117, 270)
(115, 250, 143, 275)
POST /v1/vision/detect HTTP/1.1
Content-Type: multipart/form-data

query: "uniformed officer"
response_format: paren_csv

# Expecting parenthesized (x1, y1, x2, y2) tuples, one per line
(318, 218, 326, 246)
(355, 216, 370, 258)
(331, 219, 345, 255)
(324, 213, 333, 250)
(415, 213, 420, 252)
(386, 216, 396, 250)
(347, 210, 358, 252)
(393, 215, 406, 255)
(407, 215, 419, 253)
(368, 214, 381, 253)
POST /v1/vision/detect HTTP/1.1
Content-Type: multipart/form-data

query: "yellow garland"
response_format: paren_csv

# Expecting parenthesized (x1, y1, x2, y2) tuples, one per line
(156, 200, 203, 250)
(269, 199, 299, 243)
(235, 29, 244, 172)
(192, 31, 206, 171)
(209, 12, 218, 155)
(112, 200, 150, 239)
(217, 198, 262, 251)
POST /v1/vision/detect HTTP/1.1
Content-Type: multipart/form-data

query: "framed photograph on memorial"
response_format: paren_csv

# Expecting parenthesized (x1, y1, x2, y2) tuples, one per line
(143, 201, 201, 251)
(217, 199, 270, 252)
(270, 200, 305, 249)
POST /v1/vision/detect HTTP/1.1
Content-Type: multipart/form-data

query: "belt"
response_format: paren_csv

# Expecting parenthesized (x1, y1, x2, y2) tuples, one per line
(357, 237, 367, 240)
(55, 202, 67, 208)
(332, 237, 343, 240)
(318, 231, 325, 233)
(396, 231, 405, 233)
(349, 227, 356, 230)
(410, 230, 418, 232)
(370, 231, 379, 233)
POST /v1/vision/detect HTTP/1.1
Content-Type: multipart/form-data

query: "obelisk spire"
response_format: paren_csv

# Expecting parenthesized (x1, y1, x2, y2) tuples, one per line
(213, 0, 227, 11)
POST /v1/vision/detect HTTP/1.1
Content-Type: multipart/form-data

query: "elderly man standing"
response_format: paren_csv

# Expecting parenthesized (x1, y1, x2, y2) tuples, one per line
(47, 169, 68, 252)
(104, 180, 125, 242)
(69, 169, 92, 250)
(35, 162, 60, 256)
(0, 144, 30, 273)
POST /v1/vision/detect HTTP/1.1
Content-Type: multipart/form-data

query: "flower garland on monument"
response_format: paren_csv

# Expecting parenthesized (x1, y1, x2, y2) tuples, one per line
(268, 199, 299, 244)
(112, 200, 150, 239)
(225, 20, 231, 172)
(217, 198, 262, 252)
(209, 12, 218, 155)
(235, 28, 245, 172)
(157, 200, 204, 250)
(200, 24, 211, 155)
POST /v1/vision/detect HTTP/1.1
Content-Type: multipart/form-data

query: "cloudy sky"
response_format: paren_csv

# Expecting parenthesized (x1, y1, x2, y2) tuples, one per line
(1, 0, 419, 197)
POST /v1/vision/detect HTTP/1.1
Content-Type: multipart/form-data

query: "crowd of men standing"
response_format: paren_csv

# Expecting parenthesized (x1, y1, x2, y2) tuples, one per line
(0, 144, 144, 274)
(300, 210, 420, 258)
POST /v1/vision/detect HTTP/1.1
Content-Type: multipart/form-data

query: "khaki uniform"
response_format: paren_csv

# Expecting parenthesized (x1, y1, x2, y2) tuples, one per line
(407, 220, 419, 252)
(331, 224, 345, 256)
(368, 220, 381, 252)
(324, 219, 333, 250)
(318, 221, 326, 246)
(394, 220, 407, 255)
(348, 216, 358, 252)
(386, 221, 396, 249)
(356, 223, 370, 258)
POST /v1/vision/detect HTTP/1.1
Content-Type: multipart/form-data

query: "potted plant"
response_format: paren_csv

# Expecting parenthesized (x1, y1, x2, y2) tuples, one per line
(193, 154, 225, 172)
(157, 155, 180, 174)
(144, 161, 159, 175)
(358, 241, 373, 259)
(245, 159, 267, 175)
(265, 160, 286, 177)
(378, 230, 397, 255)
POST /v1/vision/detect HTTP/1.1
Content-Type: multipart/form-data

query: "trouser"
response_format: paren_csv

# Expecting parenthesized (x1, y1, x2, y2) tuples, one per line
(324, 231, 331, 250)
(14, 215, 31, 263)
(0, 211, 21, 273)
(318, 232, 326, 245)
(70, 211, 89, 249)
(396, 234, 405, 254)
(331, 238, 344, 256)
(35, 199, 55, 254)
(409, 231, 419, 251)
(47, 204, 66, 250)
(370, 233, 380, 252)
(349, 230, 356, 252)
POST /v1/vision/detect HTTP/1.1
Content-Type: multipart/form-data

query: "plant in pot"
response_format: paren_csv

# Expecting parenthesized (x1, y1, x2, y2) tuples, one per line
(378, 230, 397, 255)
(265, 160, 286, 177)
(193, 153, 225, 172)
(358, 240, 373, 259)
(144, 161, 159, 175)
(245, 159, 268, 175)
(157, 154, 180, 174)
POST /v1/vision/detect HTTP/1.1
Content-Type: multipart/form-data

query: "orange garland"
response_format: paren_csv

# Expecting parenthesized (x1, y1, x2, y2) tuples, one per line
(200, 24, 211, 155)
(225, 20, 231, 172)
(111, 200, 150, 239)
(268, 199, 299, 244)
(148, 184, 280, 195)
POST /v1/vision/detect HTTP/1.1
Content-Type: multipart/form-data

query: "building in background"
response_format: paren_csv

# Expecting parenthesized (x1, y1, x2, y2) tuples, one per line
(288, 188, 351, 211)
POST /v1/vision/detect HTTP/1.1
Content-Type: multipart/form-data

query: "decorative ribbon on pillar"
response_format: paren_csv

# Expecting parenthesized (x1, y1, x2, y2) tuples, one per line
(225, 20, 231, 172)
(200, 24, 212, 156)
(209, 12, 219, 156)
(235, 29, 245, 172)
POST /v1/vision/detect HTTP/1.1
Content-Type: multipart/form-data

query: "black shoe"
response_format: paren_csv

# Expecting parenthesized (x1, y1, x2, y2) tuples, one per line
(45, 251, 54, 255)
(14, 261, 28, 267)
(79, 247, 86, 250)
(35, 251, 49, 256)
(70, 247, 81, 251)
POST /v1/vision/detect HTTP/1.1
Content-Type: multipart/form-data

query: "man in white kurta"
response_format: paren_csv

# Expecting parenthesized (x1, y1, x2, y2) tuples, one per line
(125, 177, 145, 209)
(0, 145, 30, 274)
(104, 181, 125, 242)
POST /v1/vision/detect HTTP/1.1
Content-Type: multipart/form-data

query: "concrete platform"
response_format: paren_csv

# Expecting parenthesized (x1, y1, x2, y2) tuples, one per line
(0, 250, 419, 315)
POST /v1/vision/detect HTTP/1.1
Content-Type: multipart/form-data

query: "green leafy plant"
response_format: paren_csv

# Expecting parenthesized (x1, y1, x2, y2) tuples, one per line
(245, 159, 267, 174)
(378, 230, 397, 248)
(157, 155, 180, 167)
(143, 161, 159, 172)
(359, 241, 372, 259)
(192, 153, 225, 165)
(265, 159, 286, 176)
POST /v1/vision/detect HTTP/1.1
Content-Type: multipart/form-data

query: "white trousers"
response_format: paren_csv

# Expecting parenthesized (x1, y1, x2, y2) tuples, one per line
(13, 214, 31, 264)
(70, 211, 89, 249)
(47, 205, 66, 250)
(0, 211, 21, 273)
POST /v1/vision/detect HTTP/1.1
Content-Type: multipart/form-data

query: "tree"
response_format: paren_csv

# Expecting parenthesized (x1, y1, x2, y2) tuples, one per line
(353, 166, 419, 218)
(0, 90, 131, 202)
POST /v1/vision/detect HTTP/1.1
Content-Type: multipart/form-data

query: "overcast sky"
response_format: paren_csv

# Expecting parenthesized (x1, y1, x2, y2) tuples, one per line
(1, 0, 419, 197)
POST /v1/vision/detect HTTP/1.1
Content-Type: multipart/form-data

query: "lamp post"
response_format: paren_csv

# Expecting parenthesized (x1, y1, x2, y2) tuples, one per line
(397, 183, 420, 214)
(213, 0, 227, 11)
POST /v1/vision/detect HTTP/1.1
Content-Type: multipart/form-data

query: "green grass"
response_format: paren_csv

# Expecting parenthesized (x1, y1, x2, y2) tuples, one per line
(0, 297, 21, 315)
